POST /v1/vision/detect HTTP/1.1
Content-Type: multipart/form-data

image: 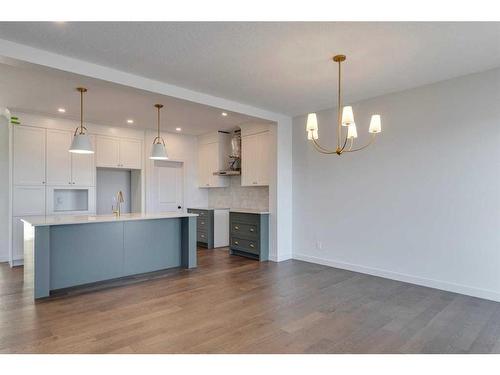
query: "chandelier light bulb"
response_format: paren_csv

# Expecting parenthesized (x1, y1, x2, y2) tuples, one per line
(369, 114, 382, 133)
(341, 106, 354, 126)
(306, 113, 318, 132)
(347, 123, 358, 139)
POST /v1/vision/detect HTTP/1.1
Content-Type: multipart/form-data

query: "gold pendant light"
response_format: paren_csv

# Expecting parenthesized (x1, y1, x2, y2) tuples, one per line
(149, 104, 168, 160)
(69, 87, 94, 154)
(306, 55, 382, 155)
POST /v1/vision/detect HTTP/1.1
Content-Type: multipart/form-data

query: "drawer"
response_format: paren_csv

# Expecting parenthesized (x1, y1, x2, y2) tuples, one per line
(230, 212, 259, 225)
(197, 217, 208, 229)
(231, 237, 259, 255)
(197, 230, 208, 243)
(231, 222, 258, 238)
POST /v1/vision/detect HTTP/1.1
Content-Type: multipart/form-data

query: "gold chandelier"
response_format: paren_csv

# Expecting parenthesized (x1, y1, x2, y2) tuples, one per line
(306, 55, 382, 155)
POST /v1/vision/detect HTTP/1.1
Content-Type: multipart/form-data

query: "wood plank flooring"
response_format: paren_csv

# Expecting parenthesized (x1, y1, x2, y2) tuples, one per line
(1, 248, 499, 353)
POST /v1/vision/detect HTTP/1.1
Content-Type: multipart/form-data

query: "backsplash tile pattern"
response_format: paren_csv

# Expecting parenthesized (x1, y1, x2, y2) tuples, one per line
(207, 176, 269, 210)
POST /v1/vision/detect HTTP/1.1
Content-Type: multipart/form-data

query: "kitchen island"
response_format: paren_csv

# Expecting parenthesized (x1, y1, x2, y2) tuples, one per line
(21, 212, 197, 299)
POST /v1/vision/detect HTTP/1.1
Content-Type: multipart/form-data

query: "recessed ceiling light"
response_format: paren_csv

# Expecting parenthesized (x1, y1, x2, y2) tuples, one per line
(221, 112, 228, 117)
(175, 127, 182, 132)
(127, 119, 134, 124)
(58, 108, 66, 113)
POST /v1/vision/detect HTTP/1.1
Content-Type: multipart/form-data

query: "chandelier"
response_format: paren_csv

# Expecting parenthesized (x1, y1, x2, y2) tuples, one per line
(306, 55, 382, 155)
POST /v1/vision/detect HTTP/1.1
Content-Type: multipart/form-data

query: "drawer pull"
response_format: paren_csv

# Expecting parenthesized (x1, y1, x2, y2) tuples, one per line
(250, 228, 254, 232)
(250, 243, 255, 248)
(234, 226, 239, 230)
(201, 234, 205, 238)
(201, 221, 205, 225)
(234, 241, 239, 245)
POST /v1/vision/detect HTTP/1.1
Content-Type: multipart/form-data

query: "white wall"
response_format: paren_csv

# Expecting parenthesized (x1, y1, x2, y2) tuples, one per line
(0, 109, 10, 262)
(292, 68, 500, 301)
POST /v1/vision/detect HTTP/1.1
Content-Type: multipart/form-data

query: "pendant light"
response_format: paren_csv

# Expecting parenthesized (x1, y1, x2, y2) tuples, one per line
(306, 55, 382, 155)
(69, 87, 94, 154)
(150, 104, 168, 160)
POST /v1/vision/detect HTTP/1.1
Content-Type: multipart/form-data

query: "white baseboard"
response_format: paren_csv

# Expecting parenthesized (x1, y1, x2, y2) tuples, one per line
(293, 253, 500, 303)
(269, 252, 292, 262)
(11, 259, 23, 267)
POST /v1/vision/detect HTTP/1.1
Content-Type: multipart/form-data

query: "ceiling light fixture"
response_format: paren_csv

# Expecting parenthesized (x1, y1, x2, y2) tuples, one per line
(127, 119, 134, 124)
(69, 87, 94, 154)
(149, 104, 168, 160)
(221, 112, 228, 117)
(58, 108, 66, 113)
(175, 127, 182, 132)
(306, 55, 382, 155)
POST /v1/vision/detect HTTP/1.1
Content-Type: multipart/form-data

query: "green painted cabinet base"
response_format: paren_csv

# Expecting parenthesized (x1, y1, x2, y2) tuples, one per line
(229, 212, 269, 261)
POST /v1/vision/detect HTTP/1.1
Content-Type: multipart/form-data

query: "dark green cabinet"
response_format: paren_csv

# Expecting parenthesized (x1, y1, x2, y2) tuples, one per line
(187, 208, 214, 248)
(229, 212, 269, 261)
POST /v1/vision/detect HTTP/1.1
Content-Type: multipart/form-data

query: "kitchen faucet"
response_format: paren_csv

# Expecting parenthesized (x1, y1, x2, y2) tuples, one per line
(112, 191, 125, 217)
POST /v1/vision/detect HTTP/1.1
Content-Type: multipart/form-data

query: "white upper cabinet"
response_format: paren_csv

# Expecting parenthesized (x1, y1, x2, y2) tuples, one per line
(96, 136, 120, 168)
(241, 131, 270, 187)
(96, 136, 142, 169)
(197, 132, 229, 188)
(13, 125, 46, 185)
(46, 129, 72, 185)
(119, 138, 142, 169)
(46, 129, 95, 186)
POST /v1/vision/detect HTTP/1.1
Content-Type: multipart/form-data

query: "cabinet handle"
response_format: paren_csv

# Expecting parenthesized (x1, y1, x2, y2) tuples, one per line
(206, 183, 210, 186)
(250, 243, 255, 248)
(234, 241, 239, 245)
(201, 221, 205, 225)
(250, 228, 254, 232)
(201, 234, 205, 238)
(234, 226, 239, 230)
(253, 181, 258, 184)
(42, 181, 45, 184)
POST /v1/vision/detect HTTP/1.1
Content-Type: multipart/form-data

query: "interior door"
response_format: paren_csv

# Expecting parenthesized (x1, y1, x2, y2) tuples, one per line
(150, 160, 184, 213)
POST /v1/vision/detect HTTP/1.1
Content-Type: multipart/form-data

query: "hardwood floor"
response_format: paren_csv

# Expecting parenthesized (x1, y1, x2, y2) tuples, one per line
(1, 248, 499, 353)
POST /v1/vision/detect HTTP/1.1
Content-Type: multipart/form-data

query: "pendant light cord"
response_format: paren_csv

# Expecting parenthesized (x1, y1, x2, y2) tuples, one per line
(157, 105, 160, 139)
(80, 89, 84, 134)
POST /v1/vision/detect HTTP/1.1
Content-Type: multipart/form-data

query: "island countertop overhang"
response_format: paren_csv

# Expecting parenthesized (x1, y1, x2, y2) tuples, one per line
(21, 212, 198, 227)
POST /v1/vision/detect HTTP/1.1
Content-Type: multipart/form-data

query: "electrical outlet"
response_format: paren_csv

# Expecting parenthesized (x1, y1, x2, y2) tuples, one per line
(316, 241, 323, 250)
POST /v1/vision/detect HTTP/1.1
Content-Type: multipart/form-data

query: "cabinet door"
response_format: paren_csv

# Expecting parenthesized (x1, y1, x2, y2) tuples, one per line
(13, 185, 45, 216)
(198, 142, 211, 187)
(206, 142, 220, 187)
(119, 139, 142, 169)
(256, 131, 270, 186)
(72, 135, 95, 186)
(13, 126, 46, 185)
(12, 218, 26, 262)
(96, 136, 120, 168)
(46, 129, 72, 185)
(241, 134, 257, 186)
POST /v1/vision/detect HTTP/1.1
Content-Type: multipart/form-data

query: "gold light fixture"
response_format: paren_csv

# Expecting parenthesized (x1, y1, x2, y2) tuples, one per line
(69, 87, 94, 154)
(149, 104, 168, 160)
(306, 55, 382, 155)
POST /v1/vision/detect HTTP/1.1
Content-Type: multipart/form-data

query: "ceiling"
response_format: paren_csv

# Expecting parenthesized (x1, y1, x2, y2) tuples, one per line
(0, 60, 267, 135)
(0, 22, 499, 116)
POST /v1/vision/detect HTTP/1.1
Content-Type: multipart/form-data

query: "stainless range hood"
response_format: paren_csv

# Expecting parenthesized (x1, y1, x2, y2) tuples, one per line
(213, 130, 241, 176)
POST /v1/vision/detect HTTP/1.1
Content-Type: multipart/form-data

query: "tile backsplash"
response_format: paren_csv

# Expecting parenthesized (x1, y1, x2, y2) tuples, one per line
(207, 176, 269, 210)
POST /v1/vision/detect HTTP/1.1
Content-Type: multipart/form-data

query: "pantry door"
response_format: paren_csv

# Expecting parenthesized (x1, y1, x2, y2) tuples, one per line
(150, 160, 184, 213)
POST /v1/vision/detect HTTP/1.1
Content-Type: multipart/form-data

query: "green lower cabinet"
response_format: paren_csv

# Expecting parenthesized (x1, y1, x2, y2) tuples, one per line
(229, 212, 269, 261)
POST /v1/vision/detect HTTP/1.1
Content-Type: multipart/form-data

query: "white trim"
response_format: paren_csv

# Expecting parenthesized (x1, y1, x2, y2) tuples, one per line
(293, 253, 500, 303)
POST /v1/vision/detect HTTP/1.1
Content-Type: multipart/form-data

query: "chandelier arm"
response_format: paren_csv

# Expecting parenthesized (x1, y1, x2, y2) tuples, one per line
(348, 137, 354, 151)
(338, 131, 349, 154)
(311, 138, 338, 154)
(344, 133, 377, 153)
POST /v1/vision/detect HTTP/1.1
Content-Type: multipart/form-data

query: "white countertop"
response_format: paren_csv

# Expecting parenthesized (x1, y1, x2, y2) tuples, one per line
(21, 212, 198, 227)
(229, 208, 270, 214)
(188, 207, 230, 210)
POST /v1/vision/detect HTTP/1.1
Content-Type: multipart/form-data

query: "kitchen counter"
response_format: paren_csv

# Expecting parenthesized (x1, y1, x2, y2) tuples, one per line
(22, 212, 197, 299)
(229, 208, 270, 215)
(186, 207, 230, 210)
(21, 212, 198, 227)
